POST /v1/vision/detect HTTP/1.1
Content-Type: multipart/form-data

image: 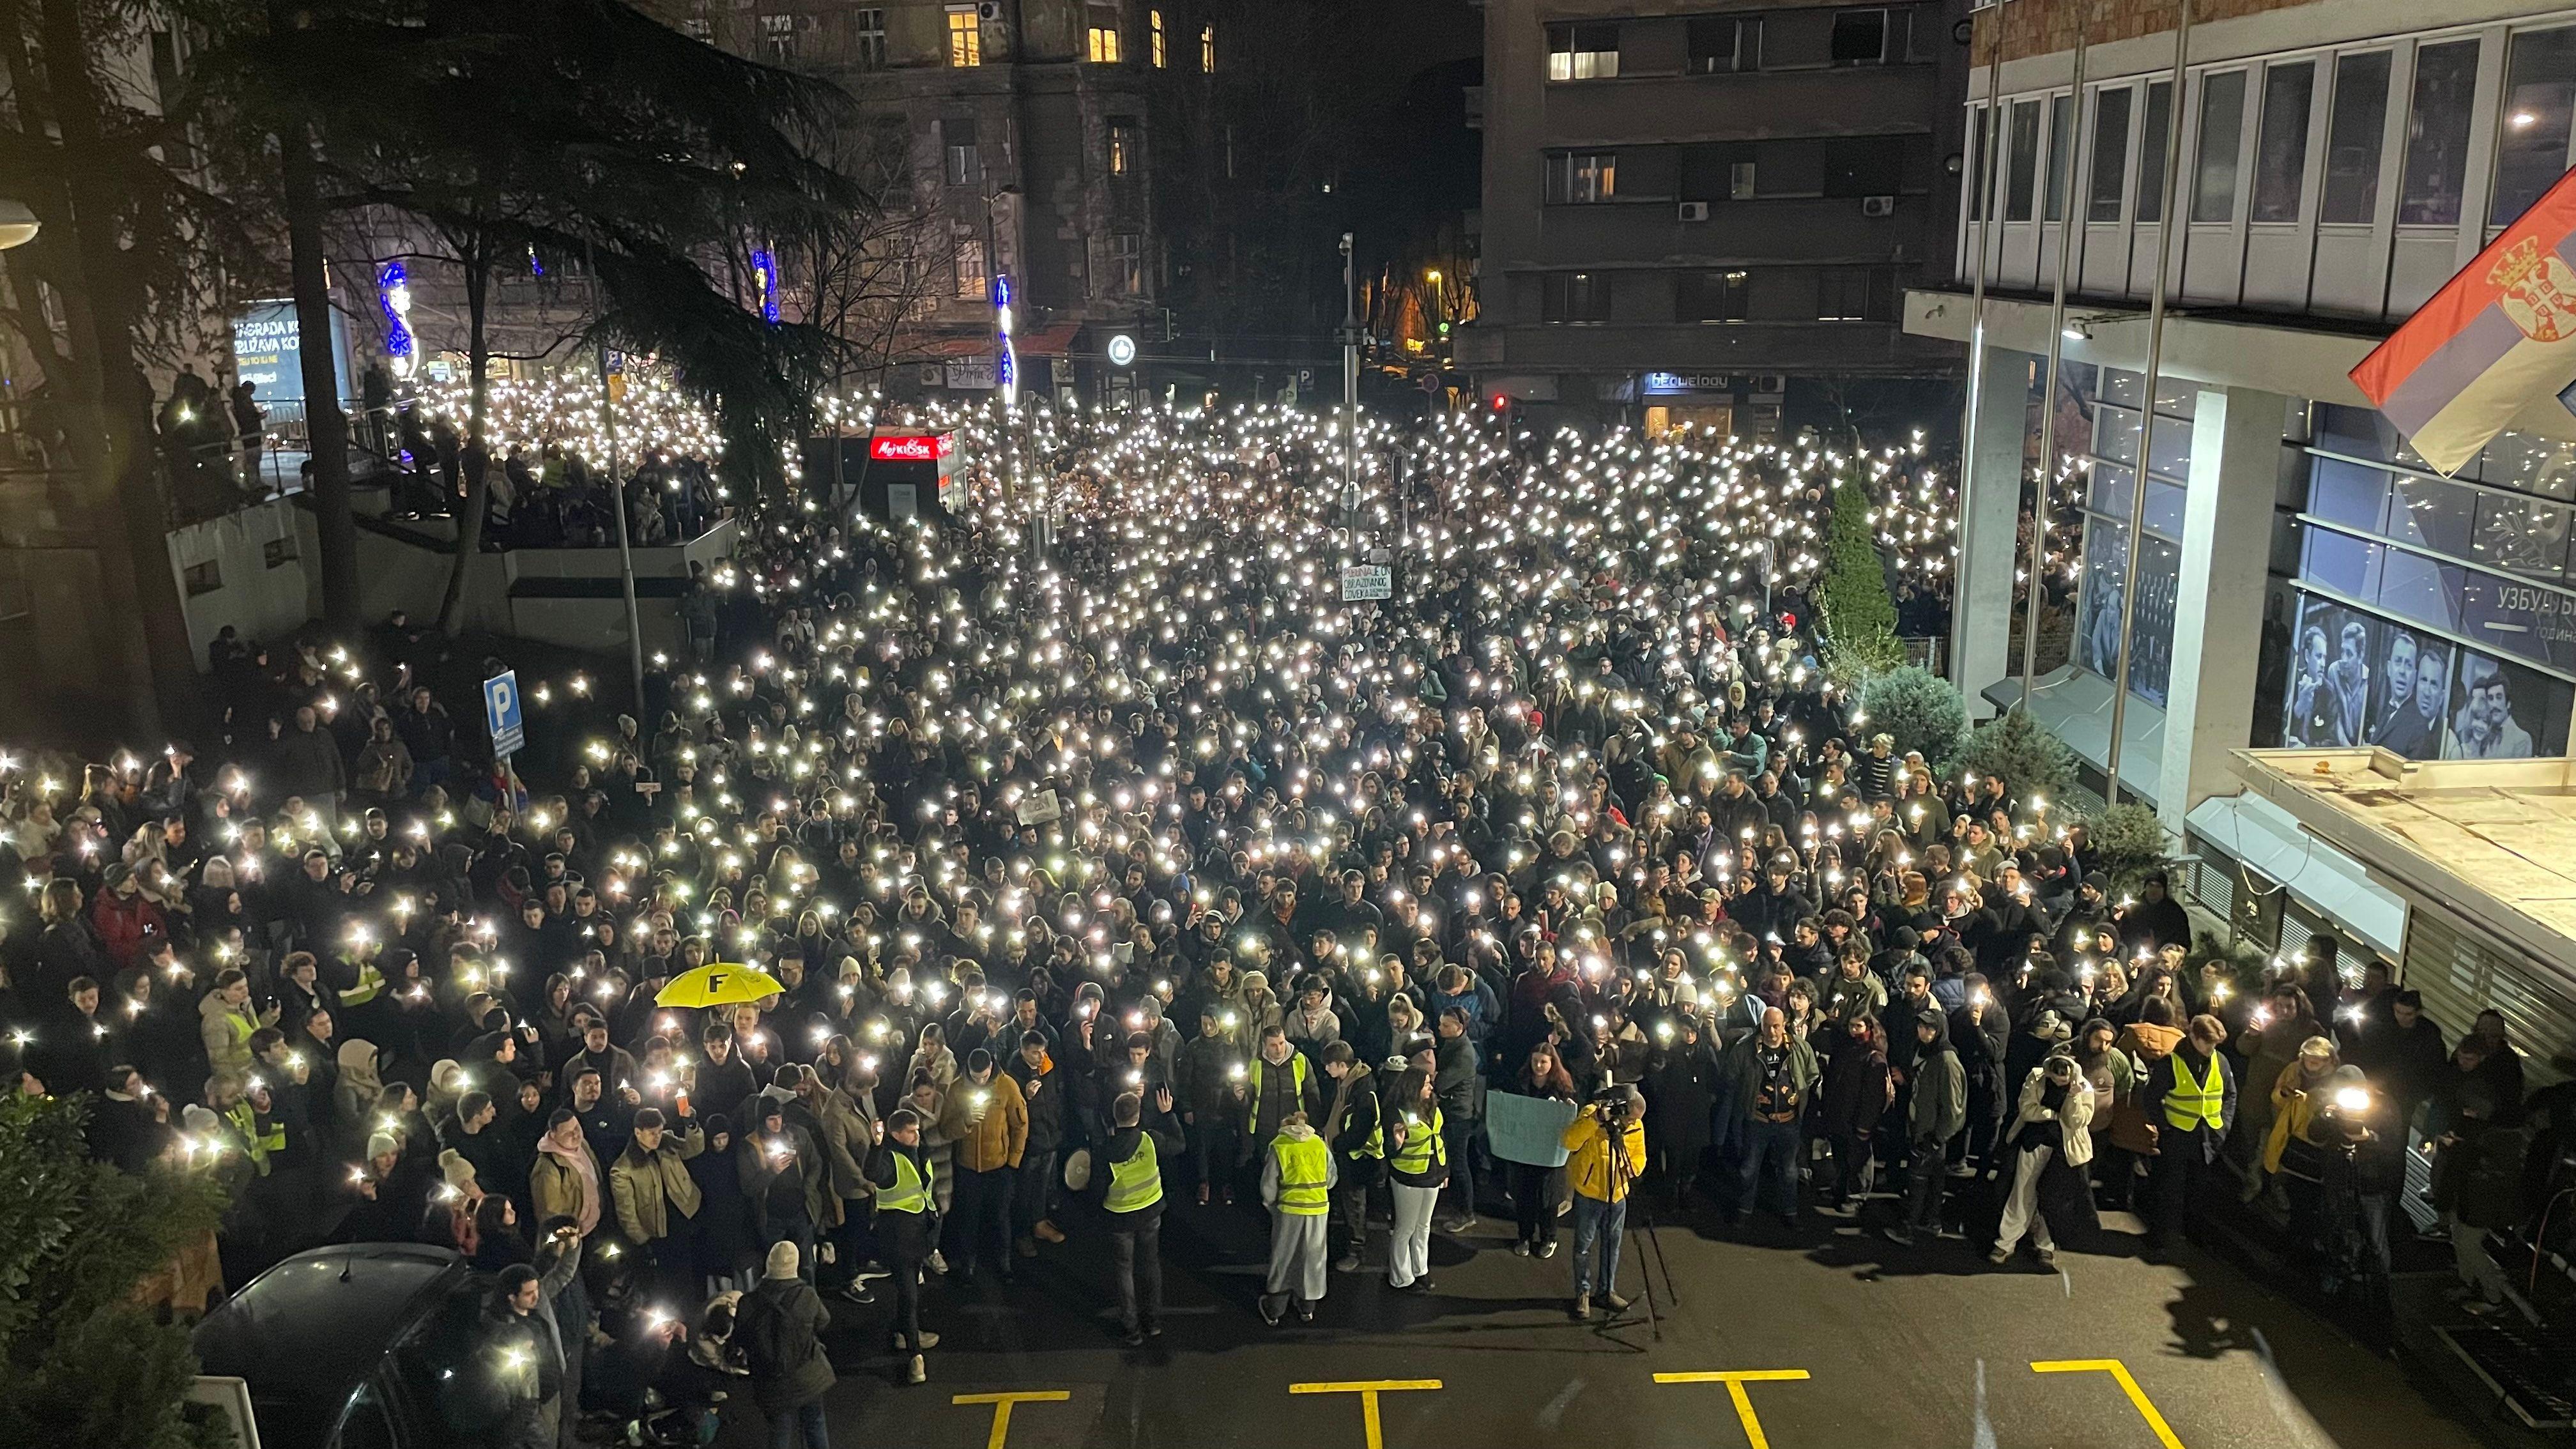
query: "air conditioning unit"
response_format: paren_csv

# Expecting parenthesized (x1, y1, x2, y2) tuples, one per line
(1861, 194, 1896, 217)
(1750, 375, 1785, 397)
(977, 1, 1002, 19)
(1677, 201, 1710, 223)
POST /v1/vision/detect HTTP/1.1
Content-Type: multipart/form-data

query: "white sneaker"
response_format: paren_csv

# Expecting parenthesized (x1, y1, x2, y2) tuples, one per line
(928, 1250, 949, 1275)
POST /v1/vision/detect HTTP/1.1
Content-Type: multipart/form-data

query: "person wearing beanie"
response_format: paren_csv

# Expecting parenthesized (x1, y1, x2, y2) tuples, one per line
(439, 1146, 480, 1196)
(1257, 1109, 1336, 1324)
(738, 1234, 836, 1442)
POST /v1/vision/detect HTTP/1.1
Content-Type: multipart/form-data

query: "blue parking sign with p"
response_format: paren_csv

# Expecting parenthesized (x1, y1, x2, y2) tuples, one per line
(484, 671, 525, 759)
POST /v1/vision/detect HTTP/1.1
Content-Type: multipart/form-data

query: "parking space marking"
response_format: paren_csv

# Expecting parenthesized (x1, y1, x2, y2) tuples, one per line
(953, 1390, 1074, 1449)
(1289, 1379, 1445, 1449)
(2030, 1360, 2185, 1449)
(1653, 1370, 1813, 1449)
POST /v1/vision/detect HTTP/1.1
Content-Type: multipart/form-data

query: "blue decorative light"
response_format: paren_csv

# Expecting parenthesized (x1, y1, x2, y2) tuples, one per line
(378, 261, 416, 377)
(750, 248, 780, 324)
(527, 245, 546, 278)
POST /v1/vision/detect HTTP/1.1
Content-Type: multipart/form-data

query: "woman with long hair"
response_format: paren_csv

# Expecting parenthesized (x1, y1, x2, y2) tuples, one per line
(1504, 1042, 1579, 1257)
(1816, 1013, 1890, 1213)
(1383, 1066, 1447, 1292)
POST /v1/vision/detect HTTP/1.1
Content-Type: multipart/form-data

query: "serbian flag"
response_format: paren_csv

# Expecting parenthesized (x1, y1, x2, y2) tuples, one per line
(2352, 169, 2576, 476)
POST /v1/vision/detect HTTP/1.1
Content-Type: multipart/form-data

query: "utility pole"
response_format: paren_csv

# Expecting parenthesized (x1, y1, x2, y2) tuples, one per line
(1340, 232, 1360, 503)
(586, 238, 643, 713)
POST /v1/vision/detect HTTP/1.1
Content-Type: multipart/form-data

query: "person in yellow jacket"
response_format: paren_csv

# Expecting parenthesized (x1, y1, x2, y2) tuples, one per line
(937, 1048, 1029, 1282)
(1561, 1084, 1646, 1321)
(1258, 1112, 1337, 1324)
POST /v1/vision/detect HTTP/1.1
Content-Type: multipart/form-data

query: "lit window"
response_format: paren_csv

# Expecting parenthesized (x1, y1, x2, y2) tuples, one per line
(1108, 119, 1140, 176)
(1149, 9, 1165, 66)
(1545, 151, 1618, 204)
(1546, 23, 1619, 82)
(947, 6, 981, 66)
(955, 232, 989, 300)
(1200, 22, 1215, 72)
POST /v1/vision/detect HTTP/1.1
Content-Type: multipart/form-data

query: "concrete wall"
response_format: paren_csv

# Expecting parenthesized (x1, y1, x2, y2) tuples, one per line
(164, 499, 322, 670)
(164, 505, 739, 666)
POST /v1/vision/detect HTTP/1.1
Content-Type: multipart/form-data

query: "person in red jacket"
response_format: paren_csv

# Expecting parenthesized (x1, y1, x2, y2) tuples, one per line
(90, 864, 169, 972)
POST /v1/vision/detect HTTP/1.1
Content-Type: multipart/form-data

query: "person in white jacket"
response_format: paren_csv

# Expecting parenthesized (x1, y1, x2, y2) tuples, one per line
(1991, 1052, 2094, 1265)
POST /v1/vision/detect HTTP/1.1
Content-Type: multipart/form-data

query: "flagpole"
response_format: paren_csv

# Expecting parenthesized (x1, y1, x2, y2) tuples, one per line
(2103, 0, 2193, 808)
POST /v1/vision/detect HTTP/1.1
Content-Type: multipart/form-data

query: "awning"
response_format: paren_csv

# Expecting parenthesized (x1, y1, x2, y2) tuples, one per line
(2184, 790, 2407, 959)
(1018, 322, 1082, 358)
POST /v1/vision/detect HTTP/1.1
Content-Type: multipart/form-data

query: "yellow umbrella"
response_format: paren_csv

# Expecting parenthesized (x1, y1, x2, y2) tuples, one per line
(654, 963, 785, 1008)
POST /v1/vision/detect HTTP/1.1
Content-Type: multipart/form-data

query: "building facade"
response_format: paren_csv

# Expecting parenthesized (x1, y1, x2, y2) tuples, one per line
(1462, 0, 1974, 438)
(1913, 0, 2576, 1076)
(645, 0, 1231, 406)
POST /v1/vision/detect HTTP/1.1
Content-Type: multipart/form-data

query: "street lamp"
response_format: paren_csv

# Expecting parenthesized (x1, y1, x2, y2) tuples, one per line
(0, 200, 38, 250)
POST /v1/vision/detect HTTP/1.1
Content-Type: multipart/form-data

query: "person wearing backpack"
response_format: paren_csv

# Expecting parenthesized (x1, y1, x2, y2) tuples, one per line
(737, 1239, 834, 1449)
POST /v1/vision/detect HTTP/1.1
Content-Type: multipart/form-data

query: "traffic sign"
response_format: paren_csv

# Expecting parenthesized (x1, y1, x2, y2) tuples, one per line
(484, 671, 525, 759)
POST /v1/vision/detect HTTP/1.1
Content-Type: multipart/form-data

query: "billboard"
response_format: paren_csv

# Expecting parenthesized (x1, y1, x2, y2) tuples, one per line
(230, 300, 351, 408)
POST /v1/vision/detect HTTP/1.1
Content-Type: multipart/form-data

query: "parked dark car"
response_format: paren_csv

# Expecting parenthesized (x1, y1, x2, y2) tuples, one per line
(192, 1243, 510, 1449)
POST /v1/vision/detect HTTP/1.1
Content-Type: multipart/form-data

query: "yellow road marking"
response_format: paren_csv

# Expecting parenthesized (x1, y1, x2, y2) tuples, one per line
(952, 1390, 1073, 1449)
(2031, 1360, 2186, 1449)
(1289, 1379, 1445, 1449)
(1653, 1370, 1813, 1449)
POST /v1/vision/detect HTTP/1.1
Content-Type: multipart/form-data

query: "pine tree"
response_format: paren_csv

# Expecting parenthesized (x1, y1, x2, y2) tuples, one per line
(0, 1092, 231, 1449)
(1815, 477, 1904, 680)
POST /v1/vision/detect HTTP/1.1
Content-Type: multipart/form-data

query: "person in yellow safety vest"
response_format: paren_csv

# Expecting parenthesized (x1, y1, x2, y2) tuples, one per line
(864, 1107, 939, 1384)
(199, 969, 277, 1082)
(1241, 1026, 1322, 1192)
(1259, 1111, 1338, 1324)
(2143, 1013, 2237, 1254)
(1101, 1086, 1180, 1346)
(210, 1072, 284, 1175)
(1383, 1067, 1448, 1293)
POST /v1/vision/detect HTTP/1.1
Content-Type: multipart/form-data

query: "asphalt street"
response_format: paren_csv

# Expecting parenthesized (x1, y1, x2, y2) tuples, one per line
(714, 1190, 2490, 1449)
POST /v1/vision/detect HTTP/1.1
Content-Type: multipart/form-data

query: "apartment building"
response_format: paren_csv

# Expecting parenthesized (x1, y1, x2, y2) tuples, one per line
(1462, 0, 1973, 438)
(1914, 0, 2576, 1091)
(648, 0, 1230, 405)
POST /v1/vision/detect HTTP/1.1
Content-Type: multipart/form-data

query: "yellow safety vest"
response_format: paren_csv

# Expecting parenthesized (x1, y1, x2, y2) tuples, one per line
(1105, 1133, 1163, 1215)
(1244, 1053, 1309, 1131)
(878, 1149, 931, 1215)
(2163, 1050, 2226, 1132)
(225, 1101, 279, 1176)
(1388, 1105, 1445, 1176)
(1271, 1133, 1331, 1215)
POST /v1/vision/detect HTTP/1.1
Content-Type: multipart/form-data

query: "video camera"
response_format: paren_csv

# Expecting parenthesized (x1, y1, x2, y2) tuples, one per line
(1591, 1085, 1636, 1126)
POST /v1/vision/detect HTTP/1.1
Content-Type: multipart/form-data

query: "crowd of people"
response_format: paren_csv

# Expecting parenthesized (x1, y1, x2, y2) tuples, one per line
(3, 404, 2567, 1449)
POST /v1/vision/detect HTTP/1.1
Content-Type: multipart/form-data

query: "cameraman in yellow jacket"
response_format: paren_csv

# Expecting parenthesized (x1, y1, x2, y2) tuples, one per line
(1560, 1085, 1646, 1321)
